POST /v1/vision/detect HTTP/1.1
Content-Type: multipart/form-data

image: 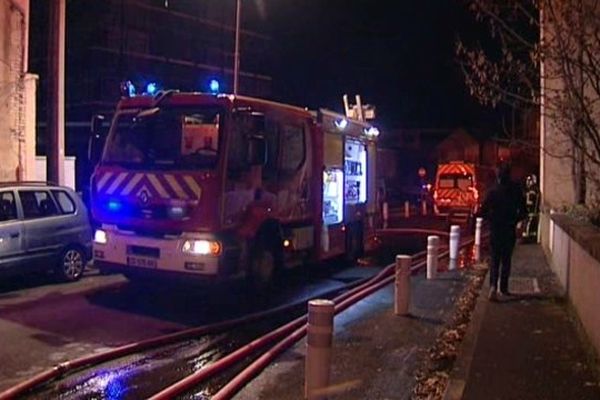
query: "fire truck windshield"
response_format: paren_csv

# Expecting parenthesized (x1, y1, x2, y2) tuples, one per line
(103, 106, 223, 170)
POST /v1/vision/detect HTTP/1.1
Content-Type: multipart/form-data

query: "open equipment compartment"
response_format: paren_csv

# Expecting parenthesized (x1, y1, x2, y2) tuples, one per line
(344, 138, 367, 205)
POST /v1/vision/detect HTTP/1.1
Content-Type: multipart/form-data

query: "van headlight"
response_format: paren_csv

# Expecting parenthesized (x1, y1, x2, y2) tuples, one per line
(182, 239, 221, 256)
(94, 229, 108, 245)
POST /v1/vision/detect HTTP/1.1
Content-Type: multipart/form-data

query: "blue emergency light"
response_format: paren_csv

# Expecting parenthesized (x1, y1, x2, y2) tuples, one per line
(107, 200, 122, 212)
(146, 82, 158, 96)
(120, 81, 136, 97)
(209, 79, 220, 94)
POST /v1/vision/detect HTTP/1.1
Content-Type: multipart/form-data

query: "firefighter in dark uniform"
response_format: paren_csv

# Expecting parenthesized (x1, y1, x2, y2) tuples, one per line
(522, 174, 540, 242)
(480, 164, 527, 300)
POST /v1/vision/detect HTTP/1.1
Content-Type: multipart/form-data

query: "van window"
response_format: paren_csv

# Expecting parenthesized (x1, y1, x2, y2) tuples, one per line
(52, 190, 77, 214)
(438, 174, 473, 190)
(457, 175, 473, 190)
(19, 191, 59, 219)
(438, 176, 455, 188)
(0, 192, 18, 222)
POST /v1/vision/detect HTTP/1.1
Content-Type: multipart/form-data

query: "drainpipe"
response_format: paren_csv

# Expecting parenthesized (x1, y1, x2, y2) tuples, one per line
(47, 0, 66, 185)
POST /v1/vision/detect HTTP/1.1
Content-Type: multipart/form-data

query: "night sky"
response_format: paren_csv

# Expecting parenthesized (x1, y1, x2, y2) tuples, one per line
(244, 0, 503, 133)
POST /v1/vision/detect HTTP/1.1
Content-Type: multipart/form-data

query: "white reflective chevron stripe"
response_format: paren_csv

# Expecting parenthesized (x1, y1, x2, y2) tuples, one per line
(147, 174, 170, 199)
(121, 173, 144, 195)
(96, 172, 113, 192)
(164, 174, 188, 200)
(106, 173, 128, 195)
(183, 176, 202, 199)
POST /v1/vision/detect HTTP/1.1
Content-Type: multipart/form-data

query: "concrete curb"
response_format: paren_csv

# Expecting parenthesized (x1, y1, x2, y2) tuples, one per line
(442, 268, 489, 400)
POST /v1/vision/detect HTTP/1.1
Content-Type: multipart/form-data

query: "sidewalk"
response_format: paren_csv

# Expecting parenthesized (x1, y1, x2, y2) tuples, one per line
(235, 244, 600, 399)
(236, 266, 472, 400)
(447, 244, 600, 400)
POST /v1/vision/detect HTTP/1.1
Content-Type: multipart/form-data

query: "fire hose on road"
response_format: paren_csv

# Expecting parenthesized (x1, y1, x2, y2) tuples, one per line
(0, 229, 484, 400)
(152, 236, 481, 400)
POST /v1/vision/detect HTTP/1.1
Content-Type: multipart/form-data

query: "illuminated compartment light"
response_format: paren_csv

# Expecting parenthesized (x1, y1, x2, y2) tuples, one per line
(364, 126, 380, 137)
(334, 118, 348, 130)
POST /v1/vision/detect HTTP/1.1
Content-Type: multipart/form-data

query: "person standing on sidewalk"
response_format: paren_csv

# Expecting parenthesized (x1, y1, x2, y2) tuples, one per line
(480, 163, 527, 301)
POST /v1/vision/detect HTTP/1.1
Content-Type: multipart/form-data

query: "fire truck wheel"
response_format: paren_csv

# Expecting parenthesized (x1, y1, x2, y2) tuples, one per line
(249, 248, 276, 290)
(56, 246, 86, 282)
(345, 223, 364, 262)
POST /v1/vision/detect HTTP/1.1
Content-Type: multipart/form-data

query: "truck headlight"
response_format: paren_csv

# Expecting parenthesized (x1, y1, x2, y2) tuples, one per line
(94, 229, 108, 245)
(182, 239, 221, 256)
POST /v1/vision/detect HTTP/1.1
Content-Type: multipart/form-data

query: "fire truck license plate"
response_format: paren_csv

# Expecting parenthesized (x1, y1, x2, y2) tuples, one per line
(127, 256, 157, 269)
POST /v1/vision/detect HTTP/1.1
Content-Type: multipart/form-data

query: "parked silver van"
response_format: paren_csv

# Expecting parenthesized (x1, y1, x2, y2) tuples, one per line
(0, 182, 92, 281)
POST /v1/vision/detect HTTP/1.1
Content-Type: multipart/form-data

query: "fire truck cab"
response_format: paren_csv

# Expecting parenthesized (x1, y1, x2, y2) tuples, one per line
(91, 91, 379, 286)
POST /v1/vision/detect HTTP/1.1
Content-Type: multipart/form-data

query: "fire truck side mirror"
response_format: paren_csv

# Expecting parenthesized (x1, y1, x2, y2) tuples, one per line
(90, 114, 105, 137)
(249, 135, 267, 166)
(88, 114, 106, 165)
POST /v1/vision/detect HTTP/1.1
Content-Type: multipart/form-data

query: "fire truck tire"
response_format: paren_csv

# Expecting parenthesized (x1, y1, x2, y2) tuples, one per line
(247, 220, 284, 290)
(248, 248, 276, 290)
(345, 223, 364, 262)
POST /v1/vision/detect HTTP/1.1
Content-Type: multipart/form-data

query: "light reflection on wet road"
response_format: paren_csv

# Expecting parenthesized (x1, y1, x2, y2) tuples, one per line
(5, 232, 434, 399)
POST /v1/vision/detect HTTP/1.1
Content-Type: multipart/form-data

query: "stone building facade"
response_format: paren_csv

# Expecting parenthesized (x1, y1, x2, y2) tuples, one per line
(0, 0, 36, 182)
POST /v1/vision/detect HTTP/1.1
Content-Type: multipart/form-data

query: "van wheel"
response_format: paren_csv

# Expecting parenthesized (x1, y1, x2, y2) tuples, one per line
(57, 247, 85, 282)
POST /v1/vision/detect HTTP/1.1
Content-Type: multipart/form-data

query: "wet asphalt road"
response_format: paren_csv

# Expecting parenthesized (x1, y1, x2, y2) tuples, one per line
(0, 265, 358, 393)
(0, 216, 448, 397)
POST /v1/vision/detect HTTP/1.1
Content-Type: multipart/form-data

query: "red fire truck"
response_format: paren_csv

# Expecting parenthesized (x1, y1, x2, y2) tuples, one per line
(90, 91, 379, 286)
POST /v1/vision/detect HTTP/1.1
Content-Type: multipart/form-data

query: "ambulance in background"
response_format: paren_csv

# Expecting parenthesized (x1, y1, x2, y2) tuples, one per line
(432, 161, 480, 220)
